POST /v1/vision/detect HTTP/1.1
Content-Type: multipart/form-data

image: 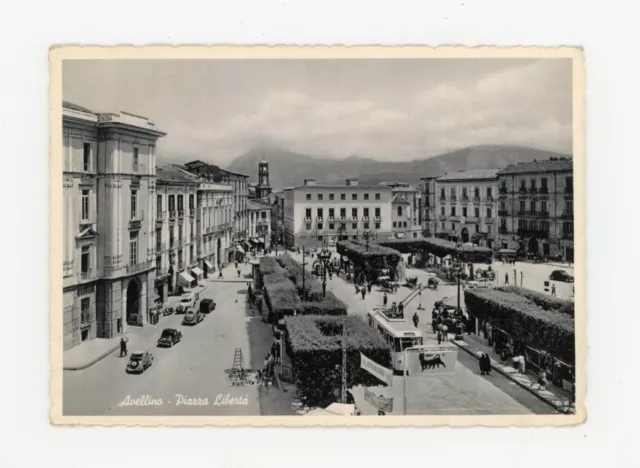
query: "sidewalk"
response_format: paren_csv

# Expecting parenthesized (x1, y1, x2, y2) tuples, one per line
(63, 338, 120, 371)
(207, 262, 254, 283)
(450, 333, 575, 414)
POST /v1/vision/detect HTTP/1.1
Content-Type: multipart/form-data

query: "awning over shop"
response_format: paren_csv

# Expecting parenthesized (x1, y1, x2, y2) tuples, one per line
(177, 271, 195, 287)
(235, 244, 245, 254)
(204, 260, 214, 270)
(248, 238, 259, 245)
(191, 267, 204, 278)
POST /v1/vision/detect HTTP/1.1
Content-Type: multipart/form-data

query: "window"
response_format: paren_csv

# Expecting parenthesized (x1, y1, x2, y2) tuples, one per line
(441, 207, 445, 215)
(340, 208, 346, 217)
(393, 221, 397, 228)
(500, 181, 507, 191)
(474, 207, 480, 218)
(177, 195, 184, 211)
(397, 206, 403, 217)
(81, 298, 90, 324)
(306, 193, 311, 200)
(352, 193, 358, 201)
(156, 255, 162, 271)
(487, 187, 492, 198)
(318, 235, 323, 242)
(501, 218, 507, 228)
(363, 208, 370, 217)
(261, 211, 266, 219)
(329, 193, 334, 201)
(133, 147, 139, 170)
(375, 193, 380, 200)
(81, 189, 90, 220)
(364, 222, 370, 229)
(352, 208, 358, 218)
(81, 246, 90, 273)
(519, 200, 525, 213)
(169, 195, 175, 212)
(541, 201, 548, 213)
(306, 223, 312, 230)
(487, 225, 492, 234)
(450, 207, 456, 216)
(375, 222, 381, 229)
(329, 223, 335, 230)
(329, 208, 335, 218)
(341, 193, 346, 201)
(317, 208, 323, 218)
(189, 194, 194, 209)
(352, 223, 357, 229)
(83, 143, 90, 171)
(486, 208, 492, 218)
(462, 188, 468, 198)
(440, 188, 445, 198)
(403, 221, 407, 228)
(500, 201, 505, 211)
(566, 200, 573, 213)
(375, 207, 380, 217)
(475, 224, 479, 232)
(462, 207, 468, 217)
(157, 195, 162, 214)
(520, 180, 526, 189)
(305, 208, 312, 219)
(474, 187, 480, 197)
(450, 188, 455, 197)
(317, 223, 322, 230)
(317, 193, 323, 201)
(566, 177, 573, 191)
(451, 223, 455, 230)
(364, 193, 369, 200)
(130, 190, 138, 219)
(129, 231, 138, 266)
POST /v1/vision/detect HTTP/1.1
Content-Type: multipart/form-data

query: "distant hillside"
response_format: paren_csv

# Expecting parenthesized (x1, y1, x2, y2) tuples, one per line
(226, 144, 572, 189)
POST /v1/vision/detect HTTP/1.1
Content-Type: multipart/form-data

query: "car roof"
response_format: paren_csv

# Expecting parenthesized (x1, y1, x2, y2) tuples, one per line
(131, 351, 145, 356)
(162, 328, 176, 332)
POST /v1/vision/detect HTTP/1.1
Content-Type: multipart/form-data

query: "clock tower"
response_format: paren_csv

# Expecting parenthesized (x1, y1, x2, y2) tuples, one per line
(256, 160, 271, 200)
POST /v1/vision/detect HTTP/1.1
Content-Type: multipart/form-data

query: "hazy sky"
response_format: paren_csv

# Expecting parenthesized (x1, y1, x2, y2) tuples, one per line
(63, 58, 573, 167)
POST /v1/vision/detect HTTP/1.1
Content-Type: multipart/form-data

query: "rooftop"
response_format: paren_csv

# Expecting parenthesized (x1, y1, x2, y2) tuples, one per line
(498, 158, 573, 175)
(288, 184, 393, 190)
(436, 169, 500, 182)
(391, 194, 410, 205)
(157, 164, 203, 184)
(248, 199, 271, 210)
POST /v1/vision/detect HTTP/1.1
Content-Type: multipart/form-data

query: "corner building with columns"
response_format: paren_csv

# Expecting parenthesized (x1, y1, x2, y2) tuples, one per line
(62, 102, 165, 350)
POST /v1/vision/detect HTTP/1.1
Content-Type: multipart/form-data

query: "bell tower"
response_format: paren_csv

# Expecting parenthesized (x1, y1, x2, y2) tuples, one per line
(256, 160, 271, 200)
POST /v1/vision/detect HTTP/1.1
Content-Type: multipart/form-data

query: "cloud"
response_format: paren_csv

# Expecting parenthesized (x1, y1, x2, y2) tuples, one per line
(156, 60, 572, 165)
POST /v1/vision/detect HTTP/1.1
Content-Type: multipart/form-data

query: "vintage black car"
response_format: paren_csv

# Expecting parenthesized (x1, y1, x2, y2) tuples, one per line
(199, 298, 216, 314)
(126, 351, 153, 374)
(549, 270, 574, 283)
(157, 328, 182, 347)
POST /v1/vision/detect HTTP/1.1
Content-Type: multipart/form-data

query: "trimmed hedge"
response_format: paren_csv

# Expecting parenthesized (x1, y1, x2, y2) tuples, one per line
(464, 288, 575, 363)
(378, 238, 493, 264)
(496, 285, 575, 317)
(284, 315, 392, 406)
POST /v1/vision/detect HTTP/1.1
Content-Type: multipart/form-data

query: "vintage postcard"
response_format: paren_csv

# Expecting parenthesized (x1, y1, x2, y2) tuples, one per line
(50, 46, 585, 426)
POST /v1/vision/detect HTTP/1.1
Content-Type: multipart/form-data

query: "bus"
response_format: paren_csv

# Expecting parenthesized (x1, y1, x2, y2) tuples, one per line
(366, 311, 424, 374)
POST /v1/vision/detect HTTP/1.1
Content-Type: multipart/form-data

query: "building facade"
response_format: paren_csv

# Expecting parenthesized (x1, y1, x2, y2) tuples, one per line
(420, 176, 437, 238)
(248, 199, 272, 249)
(270, 191, 285, 247)
(282, 177, 393, 249)
(434, 169, 499, 248)
(496, 159, 574, 261)
(196, 179, 234, 275)
(256, 160, 272, 200)
(385, 183, 422, 240)
(63, 102, 165, 350)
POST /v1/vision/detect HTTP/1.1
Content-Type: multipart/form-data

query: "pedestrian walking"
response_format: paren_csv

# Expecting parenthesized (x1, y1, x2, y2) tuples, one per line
(367, 282, 372, 294)
(441, 324, 448, 341)
(361, 288, 366, 300)
(218, 270, 224, 279)
(399, 302, 404, 316)
(383, 292, 388, 306)
(431, 320, 437, 334)
(479, 354, 486, 375)
(412, 312, 419, 328)
(437, 331, 442, 344)
(120, 337, 127, 357)
(537, 370, 549, 390)
(551, 284, 557, 296)
(237, 268, 241, 278)
(504, 273, 509, 285)
(235, 261, 238, 269)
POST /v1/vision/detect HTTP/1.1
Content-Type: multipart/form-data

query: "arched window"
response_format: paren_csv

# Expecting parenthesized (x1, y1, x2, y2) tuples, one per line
(397, 206, 403, 217)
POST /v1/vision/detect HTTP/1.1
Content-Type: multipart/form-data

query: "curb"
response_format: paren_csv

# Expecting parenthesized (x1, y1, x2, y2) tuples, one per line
(63, 344, 120, 371)
(450, 339, 570, 414)
(207, 280, 252, 284)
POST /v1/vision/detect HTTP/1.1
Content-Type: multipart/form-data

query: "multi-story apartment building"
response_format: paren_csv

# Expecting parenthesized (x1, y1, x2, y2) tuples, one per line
(419, 176, 438, 237)
(62, 102, 165, 350)
(270, 191, 285, 247)
(282, 177, 393, 249)
(248, 199, 272, 249)
(383, 182, 422, 240)
(434, 169, 499, 248)
(196, 177, 233, 275)
(182, 160, 248, 264)
(496, 158, 574, 261)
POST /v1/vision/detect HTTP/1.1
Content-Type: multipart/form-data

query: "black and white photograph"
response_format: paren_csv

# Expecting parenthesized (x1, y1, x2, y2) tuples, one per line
(51, 47, 584, 424)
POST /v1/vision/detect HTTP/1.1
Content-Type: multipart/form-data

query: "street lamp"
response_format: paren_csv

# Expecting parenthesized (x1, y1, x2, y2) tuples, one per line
(362, 229, 376, 252)
(313, 242, 332, 298)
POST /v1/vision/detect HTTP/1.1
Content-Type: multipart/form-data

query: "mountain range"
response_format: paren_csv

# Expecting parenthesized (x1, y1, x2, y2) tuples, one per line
(226, 144, 572, 189)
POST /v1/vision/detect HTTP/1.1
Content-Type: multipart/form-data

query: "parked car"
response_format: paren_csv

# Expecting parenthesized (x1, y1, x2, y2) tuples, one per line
(126, 351, 153, 374)
(467, 278, 494, 289)
(182, 308, 204, 326)
(199, 298, 216, 314)
(157, 328, 182, 347)
(549, 270, 574, 283)
(176, 293, 196, 313)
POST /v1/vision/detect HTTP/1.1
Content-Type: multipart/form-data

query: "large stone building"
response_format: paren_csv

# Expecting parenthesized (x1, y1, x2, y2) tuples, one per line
(497, 158, 574, 261)
(382, 182, 422, 240)
(282, 177, 393, 249)
(434, 169, 499, 248)
(270, 191, 285, 247)
(62, 102, 165, 350)
(419, 176, 438, 238)
(248, 199, 272, 250)
(182, 161, 249, 263)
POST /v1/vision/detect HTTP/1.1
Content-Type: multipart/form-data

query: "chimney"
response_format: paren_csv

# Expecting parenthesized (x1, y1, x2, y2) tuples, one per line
(304, 178, 316, 186)
(346, 177, 359, 186)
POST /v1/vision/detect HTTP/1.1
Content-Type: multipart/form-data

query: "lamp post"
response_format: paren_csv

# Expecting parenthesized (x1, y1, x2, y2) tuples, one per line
(313, 243, 332, 299)
(301, 246, 308, 301)
(362, 229, 376, 252)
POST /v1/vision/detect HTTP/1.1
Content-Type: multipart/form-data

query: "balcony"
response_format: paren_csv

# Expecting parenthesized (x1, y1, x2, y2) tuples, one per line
(374, 216, 381, 221)
(79, 270, 93, 281)
(129, 209, 144, 230)
(538, 186, 549, 194)
(363, 216, 370, 221)
(562, 231, 574, 239)
(169, 210, 176, 220)
(472, 196, 481, 203)
(157, 211, 166, 222)
(440, 195, 446, 201)
(462, 195, 469, 202)
(351, 216, 358, 221)
(132, 163, 146, 174)
(499, 227, 509, 234)
(126, 260, 153, 274)
(518, 187, 528, 194)
(529, 187, 538, 193)
(439, 215, 447, 221)
(156, 242, 165, 252)
(485, 218, 495, 224)
(498, 210, 508, 217)
(340, 216, 347, 221)
(517, 228, 549, 238)
(486, 195, 494, 202)
(178, 210, 185, 218)
(305, 217, 312, 222)
(464, 216, 479, 223)
(329, 216, 335, 221)
(81, 312, 91, 326)
(189, 208, 196, 217)
(561, 212, 574, 219)
(499, 187, 507, 194)
(316, 217, 324, 222)
(450, 196, 457, 202)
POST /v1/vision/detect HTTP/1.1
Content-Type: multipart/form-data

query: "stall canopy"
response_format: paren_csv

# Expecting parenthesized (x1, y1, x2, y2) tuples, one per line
(204, 260, 214, 270)
(191, 267, 204, 278)
(177, 272, 195, 287)
(235, 244, 245, 254)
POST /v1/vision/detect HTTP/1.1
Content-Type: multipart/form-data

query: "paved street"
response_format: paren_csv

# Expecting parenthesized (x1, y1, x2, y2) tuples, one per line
(288, 250, 557, 415)
(63, 262, 267, 416)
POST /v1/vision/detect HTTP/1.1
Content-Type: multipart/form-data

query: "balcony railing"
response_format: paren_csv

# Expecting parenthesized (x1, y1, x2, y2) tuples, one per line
(169, 210, 176, 219)
(539, 187, 549, 194)
(561, 212, 574, 219)
(157, 211, 166, 222)
(374, 216, 381, 221)
(440, 195, 446, 201)
(498, 210, 508, 217)
(126, 260, 153, 274)
(132, 163, 146, 174)
(485, 218, 495, 224)
(499, 227, 509, 234)
(517, 228, 549, 238)
(486, 195, 494, 202)
(189, 208, 196, 217)
(156, 242, 165, 252)
(329, 216, 335, 221)
(472, 196, 481, 203)
(518, 187, 527, 194)
(529, 187, 538, 193)
(81, 312, 91, 326)
(79, 270, 93, 281)
(465, 216, 479, 223)
(499, 187, 507, 194)
(562, 231, 574, 239)
(178, 210, 185, 218)
(439, 215, 447, 221)
(451, 196, 457, 202)
(462, 195, 469, 201)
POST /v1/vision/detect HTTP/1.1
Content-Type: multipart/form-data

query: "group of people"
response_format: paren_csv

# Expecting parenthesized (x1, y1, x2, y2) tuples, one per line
(478, 353, 492, 375)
